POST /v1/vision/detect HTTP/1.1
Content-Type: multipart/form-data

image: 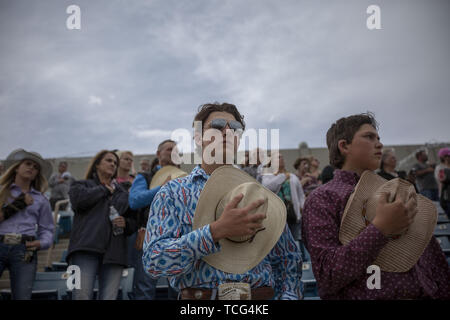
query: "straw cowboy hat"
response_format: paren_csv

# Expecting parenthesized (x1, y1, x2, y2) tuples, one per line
(339, 170, 437, 272)
(193, 165, 287, 274)
(4, 148, 53, 180)
(149, 165, 188, 189)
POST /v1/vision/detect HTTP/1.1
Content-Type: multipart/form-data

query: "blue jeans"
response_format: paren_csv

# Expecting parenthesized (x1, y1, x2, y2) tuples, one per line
(0, 243, 37, 300)
(420, 189, 439, 201)
(127, 232, 157, 300)
(69, 251, 123, 300)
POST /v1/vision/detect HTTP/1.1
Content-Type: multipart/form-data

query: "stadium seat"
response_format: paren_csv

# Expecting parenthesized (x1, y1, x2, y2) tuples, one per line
(432, 201, 445, 215)
(118, 268, 134, 300)
(32, 271, 71, 300)
(301, 261, 318, 298)
(437, 213, 450, 224)
(51, 262, 69, 271)
(155, 277, 169, 300)
(436, 236, 450, 255)
(0, 289, 58, 300)
(434, 223, 450, 237)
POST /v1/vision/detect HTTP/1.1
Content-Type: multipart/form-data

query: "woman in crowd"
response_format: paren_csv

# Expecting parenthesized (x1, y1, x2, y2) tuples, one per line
(261, 152, 305, 240)
(293, 157, 319, 197)
(115, 150, 136, 192)
(437, 148, 450, 217)
(436, 147, 450, 195)
(67, 150, 137, 300)
(377, 148, 400, 180)
(307, 156, 321, 180)
(0, 149, 54, 299)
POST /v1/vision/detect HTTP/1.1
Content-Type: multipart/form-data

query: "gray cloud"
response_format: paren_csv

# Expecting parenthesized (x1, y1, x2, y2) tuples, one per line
(0, 0, 449, 159)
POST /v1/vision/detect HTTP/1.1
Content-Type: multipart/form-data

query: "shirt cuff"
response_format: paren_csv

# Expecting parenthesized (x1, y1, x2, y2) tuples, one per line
(189, 224, 221, 258)
(361, 223, 389, 253)
(38, 236, 52, 250)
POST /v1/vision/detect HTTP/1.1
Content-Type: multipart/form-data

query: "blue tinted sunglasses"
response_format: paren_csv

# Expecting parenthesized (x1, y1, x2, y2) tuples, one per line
(207, 118, 243, 131)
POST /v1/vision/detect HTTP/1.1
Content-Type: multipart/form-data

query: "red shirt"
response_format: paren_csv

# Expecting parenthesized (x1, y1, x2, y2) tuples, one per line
(302, 169, 450, 299)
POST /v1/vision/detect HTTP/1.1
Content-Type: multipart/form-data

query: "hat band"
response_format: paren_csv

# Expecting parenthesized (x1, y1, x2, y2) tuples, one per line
(226, 227, 266, 244)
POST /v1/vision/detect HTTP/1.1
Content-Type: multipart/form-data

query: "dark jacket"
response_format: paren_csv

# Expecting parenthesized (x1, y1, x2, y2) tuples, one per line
(66, 176, 137, 266)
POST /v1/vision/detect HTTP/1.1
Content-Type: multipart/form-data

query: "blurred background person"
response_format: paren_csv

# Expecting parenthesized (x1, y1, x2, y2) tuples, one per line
(319, 164, 335, 185)
(115, 150, 136, 192)
(0, 149, 54, 300)
(261, 152, 305, 246)
(48, 161, 74, 211)
(307, 156, 321, 181)
(67, 150, 137, 300)
(127, 139, 180, 300)
(378, 148, 400, 181)
(241, 148, 264, 182)
(139, 159, 151, 173)
(436, 147, 450, 195)
(293, 157, 319, 197)
(413, 150, 439, 201)
(149, 157, 159, 172)
(406, 168, 419, 193)
(437, 148, 450, 217)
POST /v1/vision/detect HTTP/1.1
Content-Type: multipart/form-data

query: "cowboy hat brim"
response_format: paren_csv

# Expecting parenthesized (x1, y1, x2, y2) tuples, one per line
(149, 165, 188, 189)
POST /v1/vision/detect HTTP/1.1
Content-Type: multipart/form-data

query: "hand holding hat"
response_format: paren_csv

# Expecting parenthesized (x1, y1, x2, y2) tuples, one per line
(210, 193, 267, 243)
(372, 189, 418, 237)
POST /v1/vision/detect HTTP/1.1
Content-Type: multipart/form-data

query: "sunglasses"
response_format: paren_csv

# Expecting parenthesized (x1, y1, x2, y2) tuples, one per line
(206, 118, 244, 132)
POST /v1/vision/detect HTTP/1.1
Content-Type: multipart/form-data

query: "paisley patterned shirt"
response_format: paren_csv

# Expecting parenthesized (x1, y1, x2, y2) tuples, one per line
(142, 165, 302, 300)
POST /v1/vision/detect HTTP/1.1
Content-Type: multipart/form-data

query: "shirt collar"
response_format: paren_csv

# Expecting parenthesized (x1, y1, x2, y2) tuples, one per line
(190, 165, 210, 182)
(333, 169, 360, 186)
(10, 183, 40, 195)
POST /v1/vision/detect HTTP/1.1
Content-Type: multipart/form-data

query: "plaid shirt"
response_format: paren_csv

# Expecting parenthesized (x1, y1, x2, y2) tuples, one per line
(142, 165, 302, 300)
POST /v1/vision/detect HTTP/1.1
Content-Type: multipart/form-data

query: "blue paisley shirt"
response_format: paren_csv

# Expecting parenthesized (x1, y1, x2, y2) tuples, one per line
(142, 165, 302, 300)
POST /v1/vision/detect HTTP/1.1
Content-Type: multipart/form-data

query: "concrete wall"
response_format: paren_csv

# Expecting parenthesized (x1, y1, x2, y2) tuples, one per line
(35, 142, 449, 180)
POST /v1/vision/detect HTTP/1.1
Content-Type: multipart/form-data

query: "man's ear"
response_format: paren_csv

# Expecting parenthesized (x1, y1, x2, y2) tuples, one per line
(338, 139, 349, 157)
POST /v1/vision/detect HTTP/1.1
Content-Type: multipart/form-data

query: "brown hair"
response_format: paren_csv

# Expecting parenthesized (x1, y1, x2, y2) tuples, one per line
(157, 140, 176, 152)
(192, 102, 246, 132)
(84, 150, 119, 180)
(293, 157, 310, 170)
(326, 113, 378, 169)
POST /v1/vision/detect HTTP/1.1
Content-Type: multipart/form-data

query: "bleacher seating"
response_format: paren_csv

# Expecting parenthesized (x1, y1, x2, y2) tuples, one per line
(437, 213, 450, 224)
(432, 201, 445, 215)
(434, 223, 450, 237)
(301, 261, 319, 299)
(0, 289, 59, 300)
(52, 199, 73, 245)
(436, 236, 450, 255)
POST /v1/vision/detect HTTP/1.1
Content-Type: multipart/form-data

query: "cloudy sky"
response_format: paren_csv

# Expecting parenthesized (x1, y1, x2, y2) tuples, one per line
(0, 0, 449, 159)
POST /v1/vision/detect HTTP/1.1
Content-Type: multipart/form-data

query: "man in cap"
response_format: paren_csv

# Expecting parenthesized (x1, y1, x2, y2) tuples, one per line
(127, 139, 180, 300)
(301, 113, 450, 299)
(142, 102, 301, 300)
